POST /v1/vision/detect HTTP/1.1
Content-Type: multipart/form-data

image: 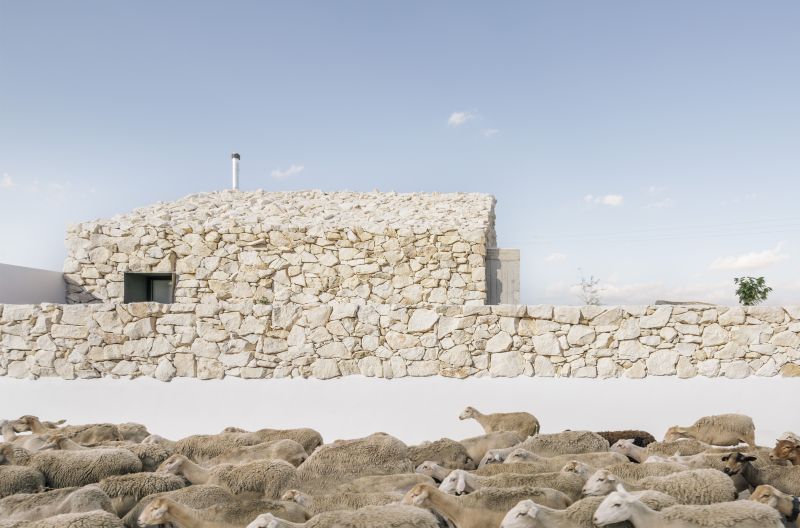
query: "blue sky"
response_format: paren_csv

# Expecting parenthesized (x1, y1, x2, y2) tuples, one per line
(1, 1, 798, 304)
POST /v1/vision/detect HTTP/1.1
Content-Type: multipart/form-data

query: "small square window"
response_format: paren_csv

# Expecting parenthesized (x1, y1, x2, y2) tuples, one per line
(124, 273, 175, 303)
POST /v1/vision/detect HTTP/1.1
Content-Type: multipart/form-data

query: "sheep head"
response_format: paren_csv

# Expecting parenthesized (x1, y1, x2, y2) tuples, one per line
(139, 497, 170, 525)
(12, 416, 37, 432)
(246, 513, 283, 528)
(663, 426, 690, 442)
(402, 484, 432, 506)
(459, 407, 478, 420)
(504, 448, 538, 464)
(562, 460, 593, 479)
(415, 461, 440, 477)
(480, 449, 506, 466)
(158, 454, 188, 474)
(438, 469, 470, 495)
(582, 469, 619, 496)
(722, 452, 757, 475)
(281, 489, 311, 507)
(770, 440, 799, 462)
(593, 485, 636, 526)
(500, 499, 540, 528)
(38, 434, 69, 450)
(750, 485, 781, 509)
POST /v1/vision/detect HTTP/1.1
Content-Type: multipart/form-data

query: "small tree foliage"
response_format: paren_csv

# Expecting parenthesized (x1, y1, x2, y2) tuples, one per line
(734, 276, 772, 306)
(577, 268, 602, 306)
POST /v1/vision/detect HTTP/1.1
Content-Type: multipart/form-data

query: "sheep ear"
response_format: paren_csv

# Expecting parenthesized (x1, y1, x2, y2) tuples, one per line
(608, 474, 617, 482)
(615, 484, 632, 498)
(456, 472, 467, 494)
(745, 456, 757, 462)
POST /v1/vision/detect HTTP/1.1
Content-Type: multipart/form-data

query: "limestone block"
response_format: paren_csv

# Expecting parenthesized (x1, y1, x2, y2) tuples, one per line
(485, 331, 513, 353)
(646, 350, 678, 376)
(640, 307, 672, 329)
(553, 306, 580, 324)
(154, 358, 177, 381)
(489, 351, 525, 377)
(567, 325, 596, 346)
(701, 324, 728, 347)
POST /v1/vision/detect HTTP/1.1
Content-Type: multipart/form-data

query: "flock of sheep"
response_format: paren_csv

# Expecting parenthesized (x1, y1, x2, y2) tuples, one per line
(1, 408, 799, 527)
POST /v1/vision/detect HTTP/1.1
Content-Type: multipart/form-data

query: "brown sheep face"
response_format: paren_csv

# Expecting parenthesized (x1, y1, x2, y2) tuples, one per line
(721, 452, 757, 475)
(751, 485, 780, 509)
(402, 484, 430, 506)
(771, 440, 799, 463)
(139, 498, 169, 525)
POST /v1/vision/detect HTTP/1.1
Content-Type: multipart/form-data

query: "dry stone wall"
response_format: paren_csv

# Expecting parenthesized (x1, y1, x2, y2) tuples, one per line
(2, 302, 799, 381)
(64, 191, 496, 307)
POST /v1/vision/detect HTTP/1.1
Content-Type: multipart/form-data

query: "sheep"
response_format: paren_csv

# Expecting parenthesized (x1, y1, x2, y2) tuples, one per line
(461, 485, 572, 511)
(779, 432, 800, 445)
(336, 473, 435, 493)
(517, 431, 610, 457)
(750, 484, 800, 527)
(459, 407, 541, 437)
(98, 472, 185, 516)
(0, 421, 48, 452)
(25, 447, 142, 488)
(39, 434, 171, 472)
(0, 466, 45, 498)
(158, 454, 297, 498)
(582, 467, 737, 505)
(439, 469, 585, 501)
(591, 485, 783, 528)
(137, 496, 308, 528)
(408, 438, 476, 470)
(402, 483, 504, 528)
(722, 452, 800, 495)
(0, 443, 32, 466)
(142, 434, 176, 450)
(500, 491, 677, 528)
(459, 431, 524, 463)
(663, 413, 756, 449)
(476, 462, 565, 477)
(280, 489, 402, 515)
(206, 439, 308, 467)
(595, 430, 656, 448)
(771, 439, 800, 465)
(295, 433, 413, 493)
(121, 484, 237, 527)
(14, 416, 123, 445)
(562, 460, 687, 482)
(248, 505, 448, 528)
(117, 423, 150, 443)
(0, 485, 114, 521)
(416, 461, 453, 483)
(0, 510, 125, 528)
(212, 427, 324, 454)
(504, 448, 628, 469)
(174, 432, 264, 462)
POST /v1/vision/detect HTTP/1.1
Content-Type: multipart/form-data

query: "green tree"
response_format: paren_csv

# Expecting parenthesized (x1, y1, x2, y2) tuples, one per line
(733, 276, 772, 306)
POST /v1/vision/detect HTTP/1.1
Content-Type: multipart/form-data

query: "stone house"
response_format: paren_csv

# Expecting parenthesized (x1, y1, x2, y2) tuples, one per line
(63, 190, 520, 307)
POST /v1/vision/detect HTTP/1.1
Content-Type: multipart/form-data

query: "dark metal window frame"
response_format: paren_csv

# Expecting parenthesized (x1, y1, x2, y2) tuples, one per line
(123, 272, 175, 304)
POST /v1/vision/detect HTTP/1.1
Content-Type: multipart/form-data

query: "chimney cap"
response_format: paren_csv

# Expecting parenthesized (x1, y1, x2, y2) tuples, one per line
(231, 153, 240, 160)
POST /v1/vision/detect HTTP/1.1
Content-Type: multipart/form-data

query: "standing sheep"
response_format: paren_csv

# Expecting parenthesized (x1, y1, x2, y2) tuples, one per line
(663, 414, 756, 449)
(459, 407, 540, 437)
(582, 468, 737, 505)
(295, 433, 413, 493)
(207, 439, 308, 467)
(248, 505, 448, 528)
(98, 472, 185, 516)
(591, 485, 783, 528)
(459, 431, 524, 463)
(280, 489, 402, 515)
(137, 497, 307, 528)
(402, 483, 504, 528)
(0, 421, 48, 452)
(408, 438, 476, 470)
(0, 466, 46, 499)
(25, 448, 142, 488)
(500, 491, 677, 528)
(0, 485, 114, 521)
(158, 454, 298, 498)
(14, 416, 123, 445)
(722, 452, 800, 495)
(439, 469, 584, 501)
(0, 510, 125, 528)
(750, 484, 800, 527)
(517, 431, 610, 457)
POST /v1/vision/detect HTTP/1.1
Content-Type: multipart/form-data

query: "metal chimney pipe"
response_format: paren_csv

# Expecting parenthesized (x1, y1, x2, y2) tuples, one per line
(231, 153, 240, 190)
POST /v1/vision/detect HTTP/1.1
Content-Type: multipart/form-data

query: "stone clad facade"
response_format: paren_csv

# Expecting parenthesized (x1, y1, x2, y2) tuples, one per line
(1, 302, 798, 381)
(63, 191, 497, 307)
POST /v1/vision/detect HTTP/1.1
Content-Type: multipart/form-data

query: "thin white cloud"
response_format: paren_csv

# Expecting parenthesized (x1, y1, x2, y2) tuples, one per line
(482, 128, 499, 138)
(1, 173, 16, 188)
(647, 197, 674, 209)
(448, 111, 475, 127)
(647, 185, 667, 195)
(709, 243, 788, 271)
(584, 194, 624, 207)
(271, 164, 305, 180)
(545, 252, 567, 263)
